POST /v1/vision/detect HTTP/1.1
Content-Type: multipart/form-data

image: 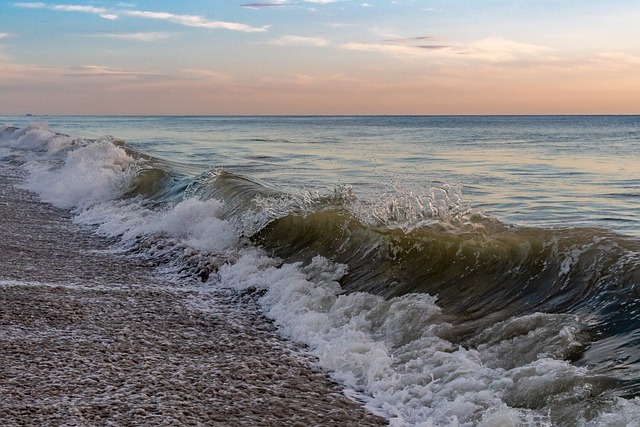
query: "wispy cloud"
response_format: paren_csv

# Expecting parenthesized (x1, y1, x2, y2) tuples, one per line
(51, 5, 118, 20)
(382, 35, 451, 51)
(84, 32, 173, 42)
(13, 2, 46, 8)
(242, 1, 287, 8)
(13, 2, 118, 20)
(464, 37, 552, 61)
(242, 0, 337, 9)
(343, 42, 440, 57)
(268, 35, 328, 46)
(0, 33, 14, 39)
(595, 52, 640, 68)
(344, 36, 552, 62)
(14, 2, 118, 19)
(343, 34, 452, 57)
(63, 64, 160, 78)
(181, 68, 233, 83)
(384, 36, 440, 44)
(14, 3, 268, 32)
(0, 62, 159, 85)
(123, 10, 269, 32)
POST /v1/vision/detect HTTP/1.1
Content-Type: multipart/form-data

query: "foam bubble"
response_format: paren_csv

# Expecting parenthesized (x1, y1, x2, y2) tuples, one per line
(215, 246, 638, 425)
(0, 123, 76, 156)
(21, 140, 135, 209)
(218, 253, 511, 424)
(579, 397, 640, 426)
(0, 124, 136, 209)
(149, 198, 237, 252)
(76, 197, 238, 256)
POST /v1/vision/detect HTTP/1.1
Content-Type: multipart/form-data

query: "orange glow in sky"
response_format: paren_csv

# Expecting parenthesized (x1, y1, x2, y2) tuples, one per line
(1, 1, 640, 115)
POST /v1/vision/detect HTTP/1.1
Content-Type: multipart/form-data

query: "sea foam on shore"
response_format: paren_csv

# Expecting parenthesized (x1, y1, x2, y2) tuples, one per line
(0, 160, 387, 426)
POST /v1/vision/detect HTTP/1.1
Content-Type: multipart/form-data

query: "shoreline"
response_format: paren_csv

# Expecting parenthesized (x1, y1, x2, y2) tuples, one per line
(0, 161, 387, 426)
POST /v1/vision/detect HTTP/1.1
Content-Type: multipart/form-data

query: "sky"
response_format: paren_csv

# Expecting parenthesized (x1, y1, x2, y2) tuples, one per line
(1, 0, 640, 115)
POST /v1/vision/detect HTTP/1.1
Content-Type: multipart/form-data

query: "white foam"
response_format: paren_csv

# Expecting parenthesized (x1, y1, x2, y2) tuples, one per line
(22, 139, 136, 209)
(217, 253, 499, 424)
(579, 397, 640, 427)
(1, 123, 65, 151)
(74, 197, 238, 258)
(212, 246, 640, 426)
(4, 123, 639, 426)
(0, 123, 135, 209)
(2, 124, 237, 253)
(151, 198, 236, 252)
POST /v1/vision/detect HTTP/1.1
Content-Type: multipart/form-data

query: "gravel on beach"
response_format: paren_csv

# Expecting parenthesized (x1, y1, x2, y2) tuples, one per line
(0, 162, 387, 426)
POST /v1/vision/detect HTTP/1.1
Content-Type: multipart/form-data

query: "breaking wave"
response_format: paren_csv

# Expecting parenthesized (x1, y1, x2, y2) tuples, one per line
(2, 123, 640, 426)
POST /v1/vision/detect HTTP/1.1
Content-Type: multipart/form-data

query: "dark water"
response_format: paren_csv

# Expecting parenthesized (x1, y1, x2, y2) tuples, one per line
(2, 116, 640, 426)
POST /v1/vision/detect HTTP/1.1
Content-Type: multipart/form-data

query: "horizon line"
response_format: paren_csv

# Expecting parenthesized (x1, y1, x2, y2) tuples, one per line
(4, 113, 640, 118)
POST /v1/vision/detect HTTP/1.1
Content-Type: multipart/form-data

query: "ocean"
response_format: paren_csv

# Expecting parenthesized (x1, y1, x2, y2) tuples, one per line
(1, 115, 639, 426)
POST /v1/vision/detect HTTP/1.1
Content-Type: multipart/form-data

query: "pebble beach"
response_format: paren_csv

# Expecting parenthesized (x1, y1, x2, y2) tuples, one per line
(0, 162, 387, 426)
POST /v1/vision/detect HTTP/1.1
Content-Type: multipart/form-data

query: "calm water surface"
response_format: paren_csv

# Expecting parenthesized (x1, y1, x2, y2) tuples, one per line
(4, 115, 639, 235)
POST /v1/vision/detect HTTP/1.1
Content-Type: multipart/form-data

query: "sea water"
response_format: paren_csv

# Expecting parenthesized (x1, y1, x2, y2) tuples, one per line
(1, 116, 640, 426)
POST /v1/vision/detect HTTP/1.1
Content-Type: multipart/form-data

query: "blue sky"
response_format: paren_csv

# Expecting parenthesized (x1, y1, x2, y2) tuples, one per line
(1, 1, 640, 114)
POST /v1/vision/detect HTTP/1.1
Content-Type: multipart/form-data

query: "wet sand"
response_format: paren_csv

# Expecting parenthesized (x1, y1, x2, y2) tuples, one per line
(0, 162, 387, 426)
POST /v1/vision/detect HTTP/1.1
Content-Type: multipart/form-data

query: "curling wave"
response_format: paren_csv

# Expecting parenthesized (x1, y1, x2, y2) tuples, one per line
(2, 122, 640, 426)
